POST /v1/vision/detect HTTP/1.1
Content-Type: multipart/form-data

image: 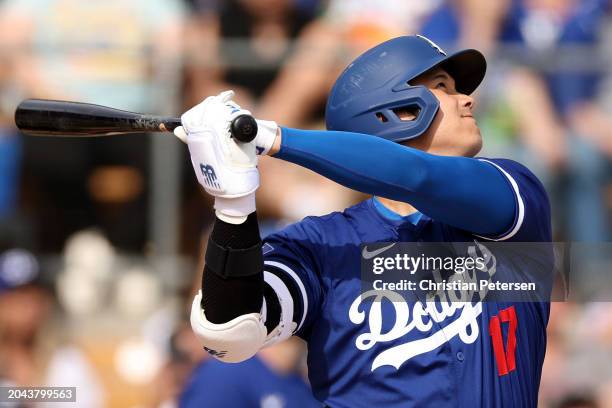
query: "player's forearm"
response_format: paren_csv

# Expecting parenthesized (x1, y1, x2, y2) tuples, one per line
(200, 212, 282, 333)
(272, 128, 515, 236)
(201, 212, 264, 323)
(192, 212, 284, 363)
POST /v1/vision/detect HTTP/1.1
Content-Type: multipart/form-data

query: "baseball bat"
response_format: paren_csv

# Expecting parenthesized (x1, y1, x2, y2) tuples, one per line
(14, 99, 258, 143)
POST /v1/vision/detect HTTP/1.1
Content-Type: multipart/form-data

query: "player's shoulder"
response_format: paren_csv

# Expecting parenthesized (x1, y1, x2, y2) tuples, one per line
(478, 157, 536, 178)
(476, 157, 551, 241)
(477, 157, 548, 199)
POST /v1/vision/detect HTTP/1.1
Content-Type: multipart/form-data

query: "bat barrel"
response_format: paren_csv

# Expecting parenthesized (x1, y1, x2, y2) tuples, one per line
(14, 99, 256, 143)
(15, 99, 180, 137)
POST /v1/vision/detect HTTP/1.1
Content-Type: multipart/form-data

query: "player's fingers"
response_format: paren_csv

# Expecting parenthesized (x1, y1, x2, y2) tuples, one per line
(218, 90, 235, 103)
(225, 100, 242, 111)
(228, 108, 252, 122)
(174, 126, 187, 144)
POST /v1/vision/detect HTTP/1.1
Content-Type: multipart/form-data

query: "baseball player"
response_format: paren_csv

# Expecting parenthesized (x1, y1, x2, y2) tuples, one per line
(176, 35, 552, 407)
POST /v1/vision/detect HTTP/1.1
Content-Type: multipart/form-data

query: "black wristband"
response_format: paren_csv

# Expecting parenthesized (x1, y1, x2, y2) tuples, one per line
(205, 237, 264, 279)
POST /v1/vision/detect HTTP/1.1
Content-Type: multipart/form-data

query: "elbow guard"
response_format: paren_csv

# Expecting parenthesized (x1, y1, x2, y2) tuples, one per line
(190, 290, 267, 363)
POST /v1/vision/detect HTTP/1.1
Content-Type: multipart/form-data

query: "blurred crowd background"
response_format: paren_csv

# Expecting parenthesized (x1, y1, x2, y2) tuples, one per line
(0, 0, 611, 407)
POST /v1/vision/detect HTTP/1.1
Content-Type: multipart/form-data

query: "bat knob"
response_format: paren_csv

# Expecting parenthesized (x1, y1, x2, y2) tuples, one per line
(230, 115, 258, 143)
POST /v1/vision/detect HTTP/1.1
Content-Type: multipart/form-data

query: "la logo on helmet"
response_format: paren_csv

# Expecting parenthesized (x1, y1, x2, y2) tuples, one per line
(416, 34, 447, 56)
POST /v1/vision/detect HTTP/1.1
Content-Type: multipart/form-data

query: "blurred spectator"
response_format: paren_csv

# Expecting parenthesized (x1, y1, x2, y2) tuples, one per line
(0, 17, 22, 227)
(147, 323, 207, 408)
(0, 247, 104, 406)
(256, 0, 439, 127)
(0, 248, 51, 386)
(0, 0, 185, 111)
(0, 0, 186, 252)
(182, 0, 438, 131)
(180, 337, 318, 408)
(184, 0, 320, 108)
(420, 0, 612, 241)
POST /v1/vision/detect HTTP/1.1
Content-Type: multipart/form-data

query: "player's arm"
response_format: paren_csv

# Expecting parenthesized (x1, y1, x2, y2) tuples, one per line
(256, 126, 516, 237)
(192, 209, 310, 359)
(176, 92, 301, 363)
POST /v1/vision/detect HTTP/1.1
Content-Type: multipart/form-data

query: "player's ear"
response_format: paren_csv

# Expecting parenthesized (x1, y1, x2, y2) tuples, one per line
(390, 106, 419, 122)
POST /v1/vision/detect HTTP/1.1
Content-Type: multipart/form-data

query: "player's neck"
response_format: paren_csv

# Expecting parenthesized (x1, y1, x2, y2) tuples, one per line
(374, 196, 418, 216)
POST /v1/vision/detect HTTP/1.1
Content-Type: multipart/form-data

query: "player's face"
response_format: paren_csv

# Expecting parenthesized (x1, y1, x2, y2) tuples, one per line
(403, 68, 482, 157)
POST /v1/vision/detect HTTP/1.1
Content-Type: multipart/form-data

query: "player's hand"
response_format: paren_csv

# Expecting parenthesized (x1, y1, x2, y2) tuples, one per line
(175, 99, 279, 157)
(176, 90, 259, 224)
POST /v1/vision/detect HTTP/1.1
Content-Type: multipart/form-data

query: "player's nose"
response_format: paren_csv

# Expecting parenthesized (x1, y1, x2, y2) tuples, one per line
(459, 93, 475, 111)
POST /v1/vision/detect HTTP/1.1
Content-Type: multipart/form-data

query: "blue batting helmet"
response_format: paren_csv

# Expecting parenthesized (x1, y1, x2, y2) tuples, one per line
(325, 35, 486, 142)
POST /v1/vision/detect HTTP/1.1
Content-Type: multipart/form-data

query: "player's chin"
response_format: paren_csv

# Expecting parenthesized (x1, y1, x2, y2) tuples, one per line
(463, 127, 483, 157)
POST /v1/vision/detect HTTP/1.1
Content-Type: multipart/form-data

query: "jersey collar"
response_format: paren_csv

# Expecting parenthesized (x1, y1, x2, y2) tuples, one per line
(370, 197, 426, 228)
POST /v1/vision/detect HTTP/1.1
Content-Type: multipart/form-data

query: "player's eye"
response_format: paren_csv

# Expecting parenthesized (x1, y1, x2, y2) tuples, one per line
(436, 81, 447, 90)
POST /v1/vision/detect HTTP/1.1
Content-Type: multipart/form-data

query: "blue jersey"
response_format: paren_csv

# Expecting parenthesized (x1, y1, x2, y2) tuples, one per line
(262, 158, 552, 407)
(180, 356, 320, 408)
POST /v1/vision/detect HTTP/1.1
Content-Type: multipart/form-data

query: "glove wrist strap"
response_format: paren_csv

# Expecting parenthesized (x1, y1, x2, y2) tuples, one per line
(214, 194, 256, 224)
(254, 120, 278, 156)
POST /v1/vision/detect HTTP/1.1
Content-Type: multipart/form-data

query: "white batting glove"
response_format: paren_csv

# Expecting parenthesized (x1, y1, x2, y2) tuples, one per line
(175, 90, 258, 224)
(176, 115, 279, 157)
(253, 119, 278, 156)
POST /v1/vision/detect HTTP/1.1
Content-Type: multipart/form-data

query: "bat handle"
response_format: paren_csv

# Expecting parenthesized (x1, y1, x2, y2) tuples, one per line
(170, 114, 257, 143)
(230, 114, 258, 143)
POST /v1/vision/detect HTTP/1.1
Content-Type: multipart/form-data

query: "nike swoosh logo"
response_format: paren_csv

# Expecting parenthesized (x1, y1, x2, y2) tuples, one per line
(362, 243, 396, 259)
